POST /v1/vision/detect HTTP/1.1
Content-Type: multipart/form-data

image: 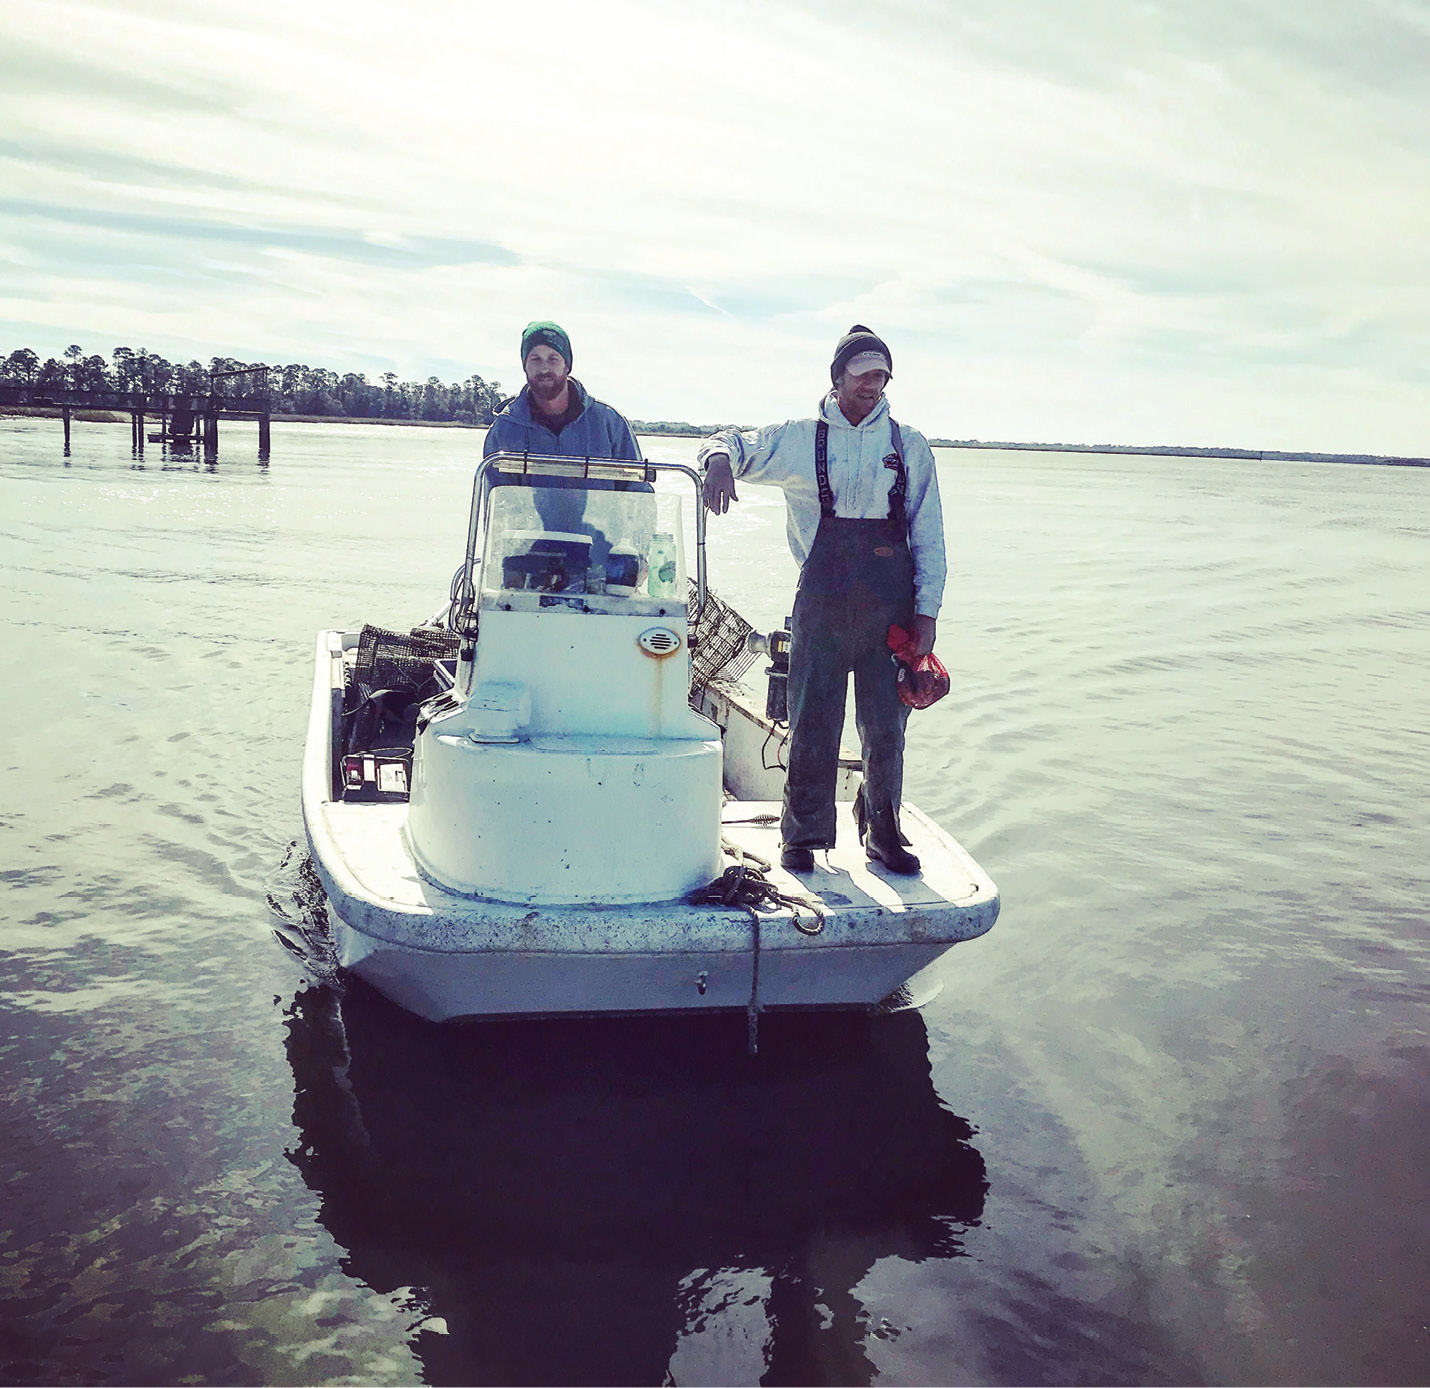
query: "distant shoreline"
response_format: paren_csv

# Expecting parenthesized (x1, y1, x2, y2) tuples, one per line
(3, 406, 1423, 466)
(278, 413, 474, 427)
(628, 420, 1429, 466)
(925, 439, 1430, 467)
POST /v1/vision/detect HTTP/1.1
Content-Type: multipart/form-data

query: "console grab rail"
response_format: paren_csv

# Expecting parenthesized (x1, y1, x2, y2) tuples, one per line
(454, 452, 707, 679)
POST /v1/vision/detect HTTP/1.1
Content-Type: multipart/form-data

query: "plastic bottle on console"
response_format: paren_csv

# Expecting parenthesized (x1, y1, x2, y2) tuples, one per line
(648, 532, 678, 597)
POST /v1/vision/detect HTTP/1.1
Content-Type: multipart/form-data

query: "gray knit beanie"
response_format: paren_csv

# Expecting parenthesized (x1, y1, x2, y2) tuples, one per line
(830, 324, 892, 383)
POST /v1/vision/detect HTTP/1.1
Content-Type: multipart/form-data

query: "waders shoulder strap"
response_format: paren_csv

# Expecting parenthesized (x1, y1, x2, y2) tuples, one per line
(814, 420, 835, 518)
(814, 416, 910, 531)
(886, 419, 908, 532)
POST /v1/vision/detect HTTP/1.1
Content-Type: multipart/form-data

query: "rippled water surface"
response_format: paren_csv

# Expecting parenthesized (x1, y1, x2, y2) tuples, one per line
(2, 417, 1428, 1385)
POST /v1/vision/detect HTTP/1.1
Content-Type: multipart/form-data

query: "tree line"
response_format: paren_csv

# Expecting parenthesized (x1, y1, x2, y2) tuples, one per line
(1, 344, 507, 425)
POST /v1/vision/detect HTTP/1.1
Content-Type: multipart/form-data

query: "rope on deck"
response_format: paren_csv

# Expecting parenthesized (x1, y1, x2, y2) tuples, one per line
(689, 845, 827, 1056)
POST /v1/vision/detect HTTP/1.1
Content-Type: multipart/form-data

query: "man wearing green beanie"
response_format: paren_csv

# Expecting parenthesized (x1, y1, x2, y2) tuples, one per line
(484, 320, 640, 463)
(483, 321, 645, 544)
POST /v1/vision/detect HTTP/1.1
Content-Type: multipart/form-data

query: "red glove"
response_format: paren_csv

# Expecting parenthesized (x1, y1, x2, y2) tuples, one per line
(887, 625, 951, 709)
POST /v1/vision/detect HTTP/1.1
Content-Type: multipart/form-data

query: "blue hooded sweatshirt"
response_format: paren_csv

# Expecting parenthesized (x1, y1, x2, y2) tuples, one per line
(483, 378, 641, 463)
(481, 379, 648, 551)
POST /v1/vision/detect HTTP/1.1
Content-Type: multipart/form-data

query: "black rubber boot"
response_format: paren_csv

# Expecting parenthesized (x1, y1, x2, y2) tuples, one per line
(780, 845, 815, 872)
(862, 801, 920, 875)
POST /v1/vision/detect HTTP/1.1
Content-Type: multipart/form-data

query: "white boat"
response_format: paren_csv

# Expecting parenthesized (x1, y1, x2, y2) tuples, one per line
(301, 452, 998, 1026)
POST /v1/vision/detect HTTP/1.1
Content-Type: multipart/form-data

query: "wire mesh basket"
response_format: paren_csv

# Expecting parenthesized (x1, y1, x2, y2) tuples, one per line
(688, 582, 759, 696)
(343, 625, 461, 758)
(349, 624, 459, 705)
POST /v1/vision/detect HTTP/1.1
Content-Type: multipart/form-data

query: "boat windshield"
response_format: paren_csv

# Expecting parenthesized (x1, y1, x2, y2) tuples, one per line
(479, 483, 686, 615)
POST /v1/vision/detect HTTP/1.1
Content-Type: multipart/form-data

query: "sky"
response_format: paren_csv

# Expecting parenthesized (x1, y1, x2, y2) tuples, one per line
(1, 0, 1427, 453)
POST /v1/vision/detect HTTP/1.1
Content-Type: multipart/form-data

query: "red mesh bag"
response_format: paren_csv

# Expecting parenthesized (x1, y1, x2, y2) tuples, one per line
(887, 624, 951, 710)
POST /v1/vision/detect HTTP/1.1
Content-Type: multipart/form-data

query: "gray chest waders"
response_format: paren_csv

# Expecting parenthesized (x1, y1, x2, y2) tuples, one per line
(780, 417, 916, 850)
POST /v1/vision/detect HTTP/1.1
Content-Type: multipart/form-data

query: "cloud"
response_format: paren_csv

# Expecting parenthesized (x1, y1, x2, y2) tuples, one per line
(0, 197, 519, 271)
(0, 32, 239, 112)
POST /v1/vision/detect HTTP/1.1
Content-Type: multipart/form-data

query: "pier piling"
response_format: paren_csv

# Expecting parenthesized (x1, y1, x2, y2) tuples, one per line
(1, 370, 274, 460)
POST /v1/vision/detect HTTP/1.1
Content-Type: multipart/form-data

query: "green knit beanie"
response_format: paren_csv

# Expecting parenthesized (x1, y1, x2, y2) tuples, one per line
(520, 320, 572, 371)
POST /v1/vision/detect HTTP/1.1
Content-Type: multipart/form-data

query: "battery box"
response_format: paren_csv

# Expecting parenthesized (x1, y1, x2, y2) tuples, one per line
(342, 751, 413, 802)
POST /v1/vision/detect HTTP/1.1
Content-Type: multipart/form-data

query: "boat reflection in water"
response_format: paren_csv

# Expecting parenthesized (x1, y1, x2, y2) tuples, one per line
(283, 984, 987, 1386)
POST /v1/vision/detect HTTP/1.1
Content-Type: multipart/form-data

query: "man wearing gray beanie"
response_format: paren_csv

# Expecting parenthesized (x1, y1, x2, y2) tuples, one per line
(699, 326, 946, 876)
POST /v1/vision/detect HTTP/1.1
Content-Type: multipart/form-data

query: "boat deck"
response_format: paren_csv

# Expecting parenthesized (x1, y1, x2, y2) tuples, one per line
(312, 794, 997, 956)
(718, 801, 991, 922)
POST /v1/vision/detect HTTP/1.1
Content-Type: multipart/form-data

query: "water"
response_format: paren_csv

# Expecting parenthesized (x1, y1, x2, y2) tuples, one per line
(2, 416, 1428, 1386)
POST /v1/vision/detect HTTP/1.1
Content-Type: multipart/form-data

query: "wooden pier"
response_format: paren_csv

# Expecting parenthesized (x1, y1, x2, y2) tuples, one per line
(0, 365, 273, 458)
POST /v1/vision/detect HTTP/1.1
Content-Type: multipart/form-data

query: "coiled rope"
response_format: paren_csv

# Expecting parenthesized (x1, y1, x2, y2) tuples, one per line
(689, 845, 826, 1055)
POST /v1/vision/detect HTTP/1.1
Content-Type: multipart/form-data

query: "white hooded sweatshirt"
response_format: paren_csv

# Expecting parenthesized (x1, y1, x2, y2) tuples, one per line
(698, 392, 947, 619)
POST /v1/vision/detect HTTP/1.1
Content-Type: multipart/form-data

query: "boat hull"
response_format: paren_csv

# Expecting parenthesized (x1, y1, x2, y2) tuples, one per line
(302, 630, 999, 1023)
(328, 904, 956, 1022)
